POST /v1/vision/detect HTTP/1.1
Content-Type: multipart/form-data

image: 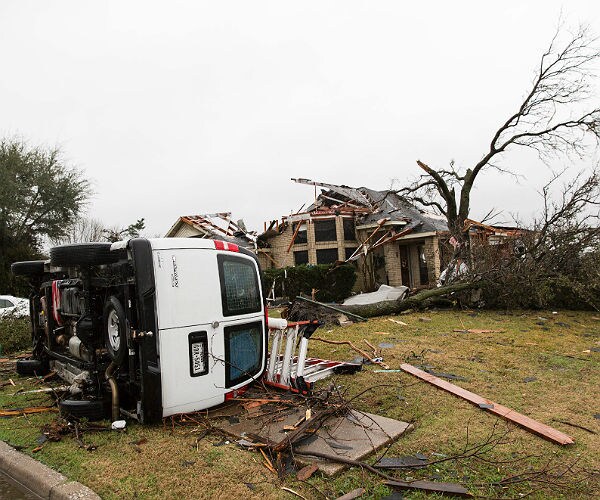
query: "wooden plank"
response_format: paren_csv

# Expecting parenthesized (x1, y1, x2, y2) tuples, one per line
(400, 363, 575, 445)
(384, 479, 472, 497)
(286, 221, 302, 253)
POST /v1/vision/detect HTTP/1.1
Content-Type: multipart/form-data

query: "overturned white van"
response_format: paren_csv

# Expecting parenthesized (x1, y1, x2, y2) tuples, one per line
(12, 238, 267, 423)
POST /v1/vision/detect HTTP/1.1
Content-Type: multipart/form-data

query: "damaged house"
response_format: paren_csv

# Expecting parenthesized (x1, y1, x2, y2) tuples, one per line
(164, 184, 526, 295)
(257, 179, 449, 291)
(165, 213, 258, 249)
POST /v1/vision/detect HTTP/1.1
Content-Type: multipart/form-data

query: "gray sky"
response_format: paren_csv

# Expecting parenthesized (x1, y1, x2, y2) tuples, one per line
(1, 1, 599, 236)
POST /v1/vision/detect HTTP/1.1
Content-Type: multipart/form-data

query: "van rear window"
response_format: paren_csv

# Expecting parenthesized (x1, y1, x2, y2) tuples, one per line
(224, 321, 263, 387)
(217, 254, 261, 316)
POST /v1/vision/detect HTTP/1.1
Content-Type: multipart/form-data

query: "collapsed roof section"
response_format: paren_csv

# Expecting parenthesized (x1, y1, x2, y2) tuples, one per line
(165, 213, 258, 249)
(260, 178, 447, 235)
(258, 178, 450, 263)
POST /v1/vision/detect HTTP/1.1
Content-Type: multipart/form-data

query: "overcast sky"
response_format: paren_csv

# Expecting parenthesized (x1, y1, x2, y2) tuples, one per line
(1, 1, 599, 236)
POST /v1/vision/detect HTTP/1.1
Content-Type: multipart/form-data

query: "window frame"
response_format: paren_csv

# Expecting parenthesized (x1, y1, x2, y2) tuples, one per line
(314, 219, 337, 242)
(224, 321, 263, 388)
(217, 254, 262, 317)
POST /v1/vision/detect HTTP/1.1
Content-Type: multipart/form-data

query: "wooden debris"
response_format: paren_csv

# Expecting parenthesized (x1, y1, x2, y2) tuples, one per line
(453, 329, 505, 334)
(12, 386, 69, 395)
(335, 488, 366, 500)
(400, 363, 575, 445)
(281, 487, 307, 499)
(296, 463, 319, 481)
(388, 319, 407, 326)
(384, 479, 472, 497)
(418, 317, 432, 322)
(260, 448, 277, 474)
(372, 331, 390, 335)
(0, 406, 58, 417)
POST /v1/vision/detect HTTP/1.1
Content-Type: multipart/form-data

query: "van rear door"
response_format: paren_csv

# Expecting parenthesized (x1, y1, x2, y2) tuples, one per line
(152, 244, 265, 416)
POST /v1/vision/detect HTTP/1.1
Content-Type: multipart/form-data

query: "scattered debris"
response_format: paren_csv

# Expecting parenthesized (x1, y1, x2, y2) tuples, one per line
(422, 367, 468, 382)
(343, 285, 408, 306)
(419, 317, 432, 322)
(523, 377, 538, 383)
(311, 337, 389, 369)
(551, 420, 597, 435)
(296, 464, 319, 480)
(289, 296, 367, 325)
(453, 329, 505, 334)
(388, 319, 408, 326)
(335, 488, 366, 500)
(378, 342, 395, 349)
(0, 378, 15, 388)
(111, 420, 126, 430)
(266, 319, 362, 393)
(12, 386, 69, 395)
(0, 406, 57, 417)
(375, 455, 429, 468)
(372, 331, 391, 335)
(383, 479, 472, 497)
(281, 486, 307, 499)
(400, 363, 575, 445)
(374, 369, 403, 373)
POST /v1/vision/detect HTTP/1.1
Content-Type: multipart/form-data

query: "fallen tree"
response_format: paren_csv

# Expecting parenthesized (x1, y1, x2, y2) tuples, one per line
(336, 281, 477, 318)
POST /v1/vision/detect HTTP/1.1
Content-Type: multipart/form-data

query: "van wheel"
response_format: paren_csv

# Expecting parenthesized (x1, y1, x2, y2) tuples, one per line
(59, 399, 107, 421)
(11, 260, 46, 277)
(16, 358, 49, 376)
(104, 296, 127, 365)
(50, 243, 119, 267)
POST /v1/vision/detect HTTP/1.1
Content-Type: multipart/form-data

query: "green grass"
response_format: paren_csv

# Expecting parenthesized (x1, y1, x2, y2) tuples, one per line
(0, 310, 599, 499)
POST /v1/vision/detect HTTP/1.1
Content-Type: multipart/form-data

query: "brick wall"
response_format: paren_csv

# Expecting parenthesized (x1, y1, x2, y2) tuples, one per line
(424, 235, 440, 282)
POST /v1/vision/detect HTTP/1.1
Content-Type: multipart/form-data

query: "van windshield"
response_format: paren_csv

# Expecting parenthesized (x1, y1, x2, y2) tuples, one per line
(217, 254, 261, 316)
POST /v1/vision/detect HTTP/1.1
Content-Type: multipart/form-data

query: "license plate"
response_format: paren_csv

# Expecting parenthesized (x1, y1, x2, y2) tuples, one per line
(191, 343, 206, 375)
(188, 332, 208, 377)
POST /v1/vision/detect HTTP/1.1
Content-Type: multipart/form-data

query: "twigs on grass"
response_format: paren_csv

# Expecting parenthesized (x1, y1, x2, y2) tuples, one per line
(310, 337, 390, 369)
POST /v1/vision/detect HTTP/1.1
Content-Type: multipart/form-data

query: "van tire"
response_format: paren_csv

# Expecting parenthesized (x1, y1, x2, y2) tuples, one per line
(50, 243, 119, 267)
(11, 260, 46, 277)
(16, 358, 49, 376)
(103, 296, 127, 365)
(59, 399, 107, 421)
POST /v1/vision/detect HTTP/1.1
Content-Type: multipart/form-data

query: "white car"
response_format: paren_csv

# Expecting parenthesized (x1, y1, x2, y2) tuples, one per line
(0, 295, 30, 318)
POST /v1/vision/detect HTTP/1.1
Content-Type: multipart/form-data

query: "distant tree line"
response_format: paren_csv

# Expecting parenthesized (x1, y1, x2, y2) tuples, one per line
(0, 138, 144, 296)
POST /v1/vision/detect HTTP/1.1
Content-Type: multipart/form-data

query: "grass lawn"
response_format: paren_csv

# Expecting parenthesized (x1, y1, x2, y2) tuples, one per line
(0, 309, 599, 499)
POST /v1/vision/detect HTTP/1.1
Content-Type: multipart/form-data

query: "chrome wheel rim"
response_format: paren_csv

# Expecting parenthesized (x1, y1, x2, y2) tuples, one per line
(107, 309, 121, 351)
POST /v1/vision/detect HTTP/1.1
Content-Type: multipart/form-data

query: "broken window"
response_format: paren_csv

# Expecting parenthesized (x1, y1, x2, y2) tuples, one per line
(343, 218, 356, 241)
(344, 247, 358, 266)
(344, 247, 357, 261)
(316, 248, 338, 264)
(417, 244, 429, 285)
(293, 223, 307, 244)
(314, 219, 337, 242)
(294, 250, 309, 265)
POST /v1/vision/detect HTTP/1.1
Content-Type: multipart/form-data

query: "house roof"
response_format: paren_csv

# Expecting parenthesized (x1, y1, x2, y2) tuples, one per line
(290, 178, 449, 235)
(165, 213, 257, 248)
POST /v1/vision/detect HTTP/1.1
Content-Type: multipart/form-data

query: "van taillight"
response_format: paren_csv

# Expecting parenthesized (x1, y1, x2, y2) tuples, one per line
(225, 386, 248, 400)
(213, 240, 239, 252)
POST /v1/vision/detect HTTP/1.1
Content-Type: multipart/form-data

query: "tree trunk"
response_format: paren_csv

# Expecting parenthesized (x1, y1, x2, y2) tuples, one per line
(337, 281, 477, 318)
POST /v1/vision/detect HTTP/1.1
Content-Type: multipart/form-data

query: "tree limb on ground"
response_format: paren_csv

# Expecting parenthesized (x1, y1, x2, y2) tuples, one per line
(336, 281, 477, 318)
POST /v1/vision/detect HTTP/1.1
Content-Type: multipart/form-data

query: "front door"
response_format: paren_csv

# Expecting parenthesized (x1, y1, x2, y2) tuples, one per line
(399, 246, 411, 287)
